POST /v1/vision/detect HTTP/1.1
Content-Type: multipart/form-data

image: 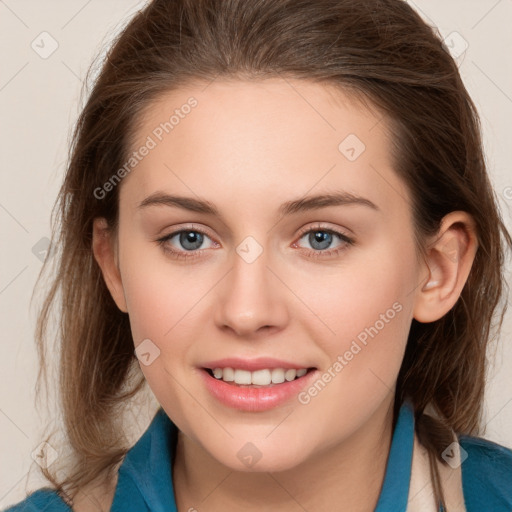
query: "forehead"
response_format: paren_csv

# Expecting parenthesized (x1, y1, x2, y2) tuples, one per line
(121, 78, 410, 219)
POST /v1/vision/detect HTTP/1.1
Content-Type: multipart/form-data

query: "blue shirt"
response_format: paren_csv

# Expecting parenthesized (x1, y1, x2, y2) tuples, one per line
(4, 401, 512, 511)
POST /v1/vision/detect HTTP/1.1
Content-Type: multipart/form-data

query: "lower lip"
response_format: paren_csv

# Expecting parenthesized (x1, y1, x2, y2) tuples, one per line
(199, 368, 318, 412)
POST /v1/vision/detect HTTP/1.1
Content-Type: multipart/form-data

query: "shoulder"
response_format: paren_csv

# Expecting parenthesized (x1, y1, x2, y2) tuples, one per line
(3, 488, 71, 511)
(3, 475, 118, 512)
(458, 434, 512, 511)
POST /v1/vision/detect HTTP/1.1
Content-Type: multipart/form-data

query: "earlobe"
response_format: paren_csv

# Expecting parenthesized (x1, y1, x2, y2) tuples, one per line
(413, 211, 478, 323)
(92, 217, 128, 313)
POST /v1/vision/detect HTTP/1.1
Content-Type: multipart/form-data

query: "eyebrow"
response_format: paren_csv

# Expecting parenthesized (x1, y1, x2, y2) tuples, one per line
(137, 190, 380, 216)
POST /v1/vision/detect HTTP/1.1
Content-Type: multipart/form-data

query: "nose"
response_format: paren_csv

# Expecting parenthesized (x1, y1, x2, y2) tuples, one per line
(214, 246, 289, 339)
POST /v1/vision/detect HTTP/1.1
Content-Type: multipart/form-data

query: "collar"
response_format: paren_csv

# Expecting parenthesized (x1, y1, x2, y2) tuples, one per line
(111, 400, 417, 511)
(375, 399, 415, 511)
(111, 407, 178, 512)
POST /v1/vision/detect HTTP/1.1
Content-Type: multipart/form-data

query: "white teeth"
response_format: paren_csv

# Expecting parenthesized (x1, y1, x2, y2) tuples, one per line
(285, 369, 296, 381)
(251, 369, 271, 385)
(222, 367, 235, 381)
(271, 368, 285, 384)
(210, 367, 310, 385)
(235, 369, 252, 385)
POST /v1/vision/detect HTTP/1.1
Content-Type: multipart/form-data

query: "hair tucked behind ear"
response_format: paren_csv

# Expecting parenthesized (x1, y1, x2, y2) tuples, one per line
(32, 0, 511, 508)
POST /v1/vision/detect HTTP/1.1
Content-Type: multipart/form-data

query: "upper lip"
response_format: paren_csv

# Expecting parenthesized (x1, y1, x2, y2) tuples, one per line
(201, 357, 315, 372)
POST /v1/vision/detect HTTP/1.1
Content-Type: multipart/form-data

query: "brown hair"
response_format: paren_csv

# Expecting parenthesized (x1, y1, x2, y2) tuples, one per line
(32, 0, 511, 508)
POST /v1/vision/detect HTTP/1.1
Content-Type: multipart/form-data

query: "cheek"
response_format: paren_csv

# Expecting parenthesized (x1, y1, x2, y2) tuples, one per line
(119, 243, 193, 345)
(300, 238, 412, 332)
(119, 247, 203, 409)
(293, 236, 416, 387)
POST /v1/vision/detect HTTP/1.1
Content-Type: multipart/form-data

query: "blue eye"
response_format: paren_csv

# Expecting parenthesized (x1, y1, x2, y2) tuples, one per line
(302, 230, 338, 250)
(156, 225, 354, 261)
(156, 228, 216, 260)
(172, 231, 206, 251)
(295, 228, 354, 258)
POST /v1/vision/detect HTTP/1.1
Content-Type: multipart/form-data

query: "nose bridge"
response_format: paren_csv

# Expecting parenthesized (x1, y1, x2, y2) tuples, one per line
(214, 236, 288, 336)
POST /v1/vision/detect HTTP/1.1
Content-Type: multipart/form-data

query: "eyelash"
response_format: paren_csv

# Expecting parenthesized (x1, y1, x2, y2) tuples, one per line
(155, 224, 355, 261)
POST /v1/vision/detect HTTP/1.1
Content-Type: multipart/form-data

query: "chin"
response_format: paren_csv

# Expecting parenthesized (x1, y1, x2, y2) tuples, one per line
(205, 439, 311, 473)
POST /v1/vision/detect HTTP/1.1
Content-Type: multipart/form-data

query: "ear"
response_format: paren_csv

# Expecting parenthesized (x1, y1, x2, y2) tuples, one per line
(413, 211, 479, 323)
(92, 217, 128, 313)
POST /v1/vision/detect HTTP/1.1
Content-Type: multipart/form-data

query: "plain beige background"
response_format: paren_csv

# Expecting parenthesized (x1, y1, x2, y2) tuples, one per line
(1, 0, 511, 508)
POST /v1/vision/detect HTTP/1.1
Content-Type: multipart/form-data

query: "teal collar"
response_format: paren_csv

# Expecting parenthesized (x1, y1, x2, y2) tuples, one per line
(111, 407, 179, 512)
(374, 399, 415, 511)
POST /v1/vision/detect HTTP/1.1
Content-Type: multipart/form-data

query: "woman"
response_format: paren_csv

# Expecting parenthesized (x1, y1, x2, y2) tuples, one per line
(5, 0, 512, 510)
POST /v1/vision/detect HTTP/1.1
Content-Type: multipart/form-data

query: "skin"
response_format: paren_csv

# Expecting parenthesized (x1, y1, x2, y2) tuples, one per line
(92, 78, 478, 512)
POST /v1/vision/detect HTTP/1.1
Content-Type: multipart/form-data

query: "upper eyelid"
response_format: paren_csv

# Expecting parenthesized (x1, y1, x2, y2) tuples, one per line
(163, 222, 349, 235)
(296, 223, 351, 238)
(161, 223, 216, 239)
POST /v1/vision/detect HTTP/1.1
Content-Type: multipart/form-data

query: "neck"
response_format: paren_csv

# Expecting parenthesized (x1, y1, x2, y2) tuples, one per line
(172, 396, 395, 512)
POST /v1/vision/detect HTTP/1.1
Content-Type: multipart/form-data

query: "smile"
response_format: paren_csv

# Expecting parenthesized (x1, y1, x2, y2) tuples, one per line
(206, 367, 310, 386)
(200, 367, 319, 411)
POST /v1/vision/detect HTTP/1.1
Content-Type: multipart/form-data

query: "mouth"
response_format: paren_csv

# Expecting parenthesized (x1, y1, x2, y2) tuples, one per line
(202, 367, 317, 388)
(199, 364, 321, 412)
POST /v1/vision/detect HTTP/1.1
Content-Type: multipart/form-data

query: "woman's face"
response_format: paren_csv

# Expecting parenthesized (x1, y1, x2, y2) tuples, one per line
(108, 78, 426, 471)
